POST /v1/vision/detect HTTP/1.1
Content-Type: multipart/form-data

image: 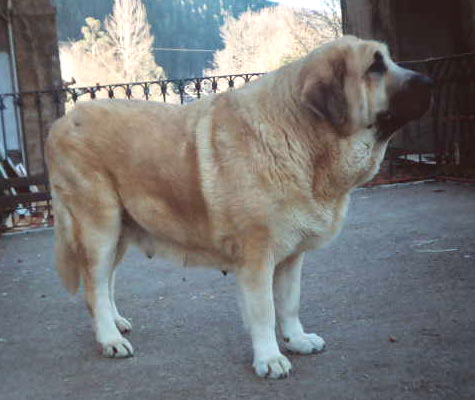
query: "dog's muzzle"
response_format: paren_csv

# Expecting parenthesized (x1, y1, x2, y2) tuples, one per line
(377, 72, 433, 139)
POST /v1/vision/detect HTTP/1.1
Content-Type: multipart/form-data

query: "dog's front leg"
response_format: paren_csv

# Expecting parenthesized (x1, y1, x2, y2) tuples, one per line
(274, 252, 326, 354)
(236, 250, 291, 379)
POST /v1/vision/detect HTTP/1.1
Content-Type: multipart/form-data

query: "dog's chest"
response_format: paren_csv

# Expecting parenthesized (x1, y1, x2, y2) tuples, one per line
(273, 195, 350, 261)
(339, 131, 388, 186)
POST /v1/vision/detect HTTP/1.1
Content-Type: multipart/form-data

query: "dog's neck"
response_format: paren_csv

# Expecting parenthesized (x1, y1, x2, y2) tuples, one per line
(230, 68, 386, 201)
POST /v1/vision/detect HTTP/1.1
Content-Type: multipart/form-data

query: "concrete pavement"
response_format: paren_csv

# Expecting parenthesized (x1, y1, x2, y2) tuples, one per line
(1, 181, 474, 400)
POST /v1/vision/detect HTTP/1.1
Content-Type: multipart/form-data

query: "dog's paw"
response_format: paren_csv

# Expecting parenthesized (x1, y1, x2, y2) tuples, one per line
(114, 316, 132, 334)
(253, 353, 292, 379)
(284, 333, 326, 354)
(101, 337, 134, 358)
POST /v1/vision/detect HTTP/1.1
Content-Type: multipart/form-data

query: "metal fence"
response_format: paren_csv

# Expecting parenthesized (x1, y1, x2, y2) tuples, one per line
(1, 54, 474, 232)
(0, 73, 264, 231)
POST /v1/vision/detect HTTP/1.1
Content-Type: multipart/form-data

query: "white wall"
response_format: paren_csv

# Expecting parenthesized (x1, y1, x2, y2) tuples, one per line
(0, 51, 20, 160)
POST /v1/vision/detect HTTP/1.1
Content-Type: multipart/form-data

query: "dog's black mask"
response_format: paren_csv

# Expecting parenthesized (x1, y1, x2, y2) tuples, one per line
(377, 72, 433, 139)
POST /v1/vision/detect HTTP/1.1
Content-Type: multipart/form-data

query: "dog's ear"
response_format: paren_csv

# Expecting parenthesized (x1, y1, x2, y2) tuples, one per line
(301, 58, 348, 126)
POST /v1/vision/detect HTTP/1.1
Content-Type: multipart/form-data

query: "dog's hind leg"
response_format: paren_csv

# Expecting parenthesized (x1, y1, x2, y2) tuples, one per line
(109, 270, 132, 334)
(274, 252, 325, 354)
(109, 234, 132, 334)
(80, 210, 134, 358)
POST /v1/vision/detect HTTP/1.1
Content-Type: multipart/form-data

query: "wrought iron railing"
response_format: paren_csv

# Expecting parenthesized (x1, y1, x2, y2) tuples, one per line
(1, 54, 474, 232)
(0, 73, 264, 231)
(62, 73, 265, 104)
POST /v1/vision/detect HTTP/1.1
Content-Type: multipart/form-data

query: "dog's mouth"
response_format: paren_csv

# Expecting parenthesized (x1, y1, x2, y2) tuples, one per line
(375, 110, 408, 140)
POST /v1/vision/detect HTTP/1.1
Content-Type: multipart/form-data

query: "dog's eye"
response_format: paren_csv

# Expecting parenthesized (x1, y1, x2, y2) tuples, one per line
(367, 51, 387, 74)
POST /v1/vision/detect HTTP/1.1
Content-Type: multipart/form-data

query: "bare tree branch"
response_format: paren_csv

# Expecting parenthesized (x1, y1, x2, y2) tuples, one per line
(208, 5, 342, 76)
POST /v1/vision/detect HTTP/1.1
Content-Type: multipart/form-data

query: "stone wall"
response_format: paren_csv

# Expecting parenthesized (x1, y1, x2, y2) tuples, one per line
(341, 0, 475, 60)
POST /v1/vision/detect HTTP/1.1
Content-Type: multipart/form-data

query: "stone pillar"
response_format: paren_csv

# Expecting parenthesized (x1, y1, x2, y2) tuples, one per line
(342, 0, 475, 60)
(341, 0, 397, 53)
(10, 0, 64, 175)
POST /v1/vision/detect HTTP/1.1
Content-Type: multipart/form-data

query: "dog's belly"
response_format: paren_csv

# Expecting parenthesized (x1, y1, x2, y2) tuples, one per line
(121, 205, 237, 270)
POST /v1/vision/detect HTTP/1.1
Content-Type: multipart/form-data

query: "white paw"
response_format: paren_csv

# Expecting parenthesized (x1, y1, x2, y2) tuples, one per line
(284, 333, 326, 354)
(115, 316, 132, 334)
(101, 337, 134, 358)
(253, 353, 292, 379)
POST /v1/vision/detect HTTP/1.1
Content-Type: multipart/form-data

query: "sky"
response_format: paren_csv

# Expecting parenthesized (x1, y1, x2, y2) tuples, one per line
(275, 0, 330, 11)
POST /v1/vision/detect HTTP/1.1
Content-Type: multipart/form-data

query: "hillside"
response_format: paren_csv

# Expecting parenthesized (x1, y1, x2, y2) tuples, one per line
(54, 0, 275, 78)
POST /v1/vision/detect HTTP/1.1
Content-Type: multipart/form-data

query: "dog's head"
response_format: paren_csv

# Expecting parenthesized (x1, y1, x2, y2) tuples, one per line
(300, 36, 432, 140)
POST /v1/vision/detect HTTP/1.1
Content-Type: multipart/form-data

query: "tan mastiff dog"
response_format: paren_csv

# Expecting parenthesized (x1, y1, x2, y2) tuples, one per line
(46, 36, 431, 378)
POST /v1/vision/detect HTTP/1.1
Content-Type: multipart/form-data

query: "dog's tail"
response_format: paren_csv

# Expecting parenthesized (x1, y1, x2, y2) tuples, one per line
(51, 191, 82, 295)
(46, 117, 85, 295)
